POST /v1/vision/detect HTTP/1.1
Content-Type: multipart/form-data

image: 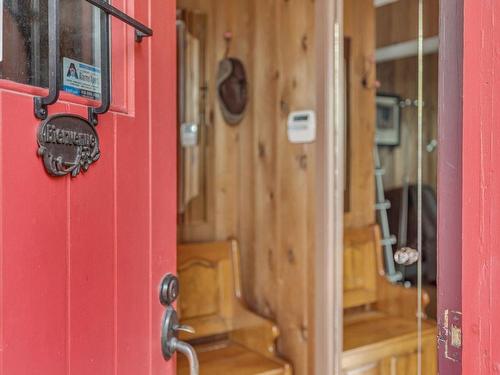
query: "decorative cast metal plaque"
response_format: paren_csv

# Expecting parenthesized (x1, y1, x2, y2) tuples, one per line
(37, 114, 100, 177)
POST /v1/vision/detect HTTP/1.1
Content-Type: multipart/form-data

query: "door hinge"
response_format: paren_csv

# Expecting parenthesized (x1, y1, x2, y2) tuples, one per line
(438, 309, 462, 362)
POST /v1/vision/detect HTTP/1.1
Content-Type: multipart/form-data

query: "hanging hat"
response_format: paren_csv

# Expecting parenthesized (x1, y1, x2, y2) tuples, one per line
(216, 58, 248, 125)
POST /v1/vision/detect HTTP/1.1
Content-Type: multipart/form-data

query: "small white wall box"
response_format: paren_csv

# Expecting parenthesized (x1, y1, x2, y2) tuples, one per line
(180, 123, 199, 147)
(287, 110, 316, 143)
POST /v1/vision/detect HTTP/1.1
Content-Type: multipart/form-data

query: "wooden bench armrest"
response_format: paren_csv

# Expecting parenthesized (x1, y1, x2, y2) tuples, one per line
(230, 318, 280, 359)
(376, 275, 430, 320)
(180, 305, 281, 357)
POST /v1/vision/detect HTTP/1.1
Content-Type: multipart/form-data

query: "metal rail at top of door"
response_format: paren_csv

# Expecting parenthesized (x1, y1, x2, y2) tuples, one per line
(34, 0, 153, 125)
(85, 0, 153, 39)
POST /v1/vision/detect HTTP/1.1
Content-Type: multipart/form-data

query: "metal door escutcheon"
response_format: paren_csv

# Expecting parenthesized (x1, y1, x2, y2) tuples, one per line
(161, 306, 199, 375)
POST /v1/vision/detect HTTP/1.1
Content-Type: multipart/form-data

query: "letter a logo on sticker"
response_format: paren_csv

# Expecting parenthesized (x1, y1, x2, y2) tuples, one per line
(63, 57, 102, 100)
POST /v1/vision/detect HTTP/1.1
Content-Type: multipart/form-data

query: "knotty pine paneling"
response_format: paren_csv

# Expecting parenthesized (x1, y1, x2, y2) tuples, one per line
(376, 54, 438, 191)
(344, 0, 377, 228)
(376, 0, 439, 191)
(177, 1, 316, 373)
(376, 0, 439, 47)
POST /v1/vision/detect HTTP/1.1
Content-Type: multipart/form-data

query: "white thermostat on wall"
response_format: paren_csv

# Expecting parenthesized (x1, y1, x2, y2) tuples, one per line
(180, 122, 199, 147)
(287, 110, 316, 143)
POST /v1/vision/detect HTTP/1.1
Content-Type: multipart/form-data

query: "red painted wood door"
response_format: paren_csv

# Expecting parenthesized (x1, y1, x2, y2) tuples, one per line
(0, 0, 176, 374)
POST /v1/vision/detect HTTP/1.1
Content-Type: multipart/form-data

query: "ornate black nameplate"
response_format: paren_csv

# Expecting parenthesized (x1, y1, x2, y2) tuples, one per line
(37, 114, 100, 177)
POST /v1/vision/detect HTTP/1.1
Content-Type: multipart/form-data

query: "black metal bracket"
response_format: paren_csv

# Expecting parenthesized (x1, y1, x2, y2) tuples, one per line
(34, 0, 60, 120)
(34, 0, 153, 124)
(88, 11, 111, 126)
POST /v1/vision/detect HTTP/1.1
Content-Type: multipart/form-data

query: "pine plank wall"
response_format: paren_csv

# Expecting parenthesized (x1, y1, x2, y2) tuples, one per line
(376, 0, 439, 191)
(177, 0, 376, 373)
(177, 0, 316, 373)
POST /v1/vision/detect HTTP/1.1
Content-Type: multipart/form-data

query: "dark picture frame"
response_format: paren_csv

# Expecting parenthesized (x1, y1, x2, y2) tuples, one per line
(376, 94, 401, 146)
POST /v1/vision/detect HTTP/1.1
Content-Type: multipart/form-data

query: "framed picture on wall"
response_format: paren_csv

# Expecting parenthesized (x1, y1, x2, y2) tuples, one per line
(376, 94, 401, 146)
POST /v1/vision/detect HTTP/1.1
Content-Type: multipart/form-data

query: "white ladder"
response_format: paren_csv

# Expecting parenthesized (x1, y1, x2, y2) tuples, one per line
(374, 146, 403, 282)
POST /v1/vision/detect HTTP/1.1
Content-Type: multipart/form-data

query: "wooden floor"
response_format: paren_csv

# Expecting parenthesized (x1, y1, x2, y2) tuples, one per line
(343, 312, 437, 374)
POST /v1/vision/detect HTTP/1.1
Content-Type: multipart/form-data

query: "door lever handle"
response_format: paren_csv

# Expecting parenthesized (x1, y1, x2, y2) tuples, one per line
(168, 337, 199, 375)
(161, 306, 199, 375)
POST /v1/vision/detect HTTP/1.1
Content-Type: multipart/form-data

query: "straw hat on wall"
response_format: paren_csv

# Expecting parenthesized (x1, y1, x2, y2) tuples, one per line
(216, 58, 248, 125)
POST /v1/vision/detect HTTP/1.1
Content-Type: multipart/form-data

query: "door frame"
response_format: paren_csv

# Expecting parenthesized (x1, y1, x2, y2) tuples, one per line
(437, 1, 462, 374)
(170, 0, 469, 372)
(457, 0, 500, 374)
(315, 0, 344, 374)
(317, 1, 469, 374)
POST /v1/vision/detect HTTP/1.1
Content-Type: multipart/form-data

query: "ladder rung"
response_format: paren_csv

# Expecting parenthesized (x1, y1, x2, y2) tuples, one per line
(376, 200, 391, 210)
(381, 236, 397, 246)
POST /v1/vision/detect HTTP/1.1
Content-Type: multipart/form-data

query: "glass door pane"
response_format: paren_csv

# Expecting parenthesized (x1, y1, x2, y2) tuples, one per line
(1, 0, 103, 99)
(375, 0, 439, 375)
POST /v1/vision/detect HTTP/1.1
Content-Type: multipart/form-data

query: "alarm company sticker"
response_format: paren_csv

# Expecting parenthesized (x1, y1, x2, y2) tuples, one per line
(63, 57, 101, 100)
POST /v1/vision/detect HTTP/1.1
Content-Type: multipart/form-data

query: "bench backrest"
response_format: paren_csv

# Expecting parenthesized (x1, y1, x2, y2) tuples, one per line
(343, 225, 380, 309)
(178, 240, 245, 339)
(179, 228, 381, 331)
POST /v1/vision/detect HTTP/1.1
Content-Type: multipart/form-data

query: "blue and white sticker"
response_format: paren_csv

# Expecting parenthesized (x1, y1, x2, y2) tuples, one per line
(63, 57, 101, 100)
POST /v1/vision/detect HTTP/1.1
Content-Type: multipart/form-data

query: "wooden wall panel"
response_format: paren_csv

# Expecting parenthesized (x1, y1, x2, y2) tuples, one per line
(177, 1, 316, 373)
(344, 0, 376, 228)
(377, 54, 438, 190)
(274, 2, 316, 373)
(376, 0, 439, 47)
(251, 0, 280, 338)
(375, 1, 439, 191)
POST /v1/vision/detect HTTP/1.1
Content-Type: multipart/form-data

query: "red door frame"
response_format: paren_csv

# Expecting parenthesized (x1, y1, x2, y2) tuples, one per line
(439, 1, 500, 373)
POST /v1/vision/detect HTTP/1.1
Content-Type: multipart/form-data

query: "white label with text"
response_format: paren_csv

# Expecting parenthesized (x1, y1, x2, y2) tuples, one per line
(63, 57, 101, 100)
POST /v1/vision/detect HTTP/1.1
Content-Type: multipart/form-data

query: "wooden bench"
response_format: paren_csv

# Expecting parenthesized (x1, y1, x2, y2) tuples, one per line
(177, 240, 292, 375)
(343, 225, 437, 374)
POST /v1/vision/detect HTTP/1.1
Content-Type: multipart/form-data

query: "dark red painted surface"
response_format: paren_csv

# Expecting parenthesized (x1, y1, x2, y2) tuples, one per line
(0, 0, 176, 373)
(462, 0, 500, 373)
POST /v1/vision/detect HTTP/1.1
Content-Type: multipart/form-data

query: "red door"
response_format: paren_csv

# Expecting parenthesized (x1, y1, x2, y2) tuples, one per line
(0, 0, 176, 374)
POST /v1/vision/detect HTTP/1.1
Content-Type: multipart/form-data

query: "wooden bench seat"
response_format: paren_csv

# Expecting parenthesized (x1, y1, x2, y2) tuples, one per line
(179, 341, 289, 375)
(342, 226, 437, 374)
(177, 240, 292, 375)
(343, 312, 436, 371)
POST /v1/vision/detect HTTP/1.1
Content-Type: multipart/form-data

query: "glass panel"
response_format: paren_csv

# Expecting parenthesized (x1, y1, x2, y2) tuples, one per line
(1, 0, 102, 99)
(373, 0, 438, 374)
